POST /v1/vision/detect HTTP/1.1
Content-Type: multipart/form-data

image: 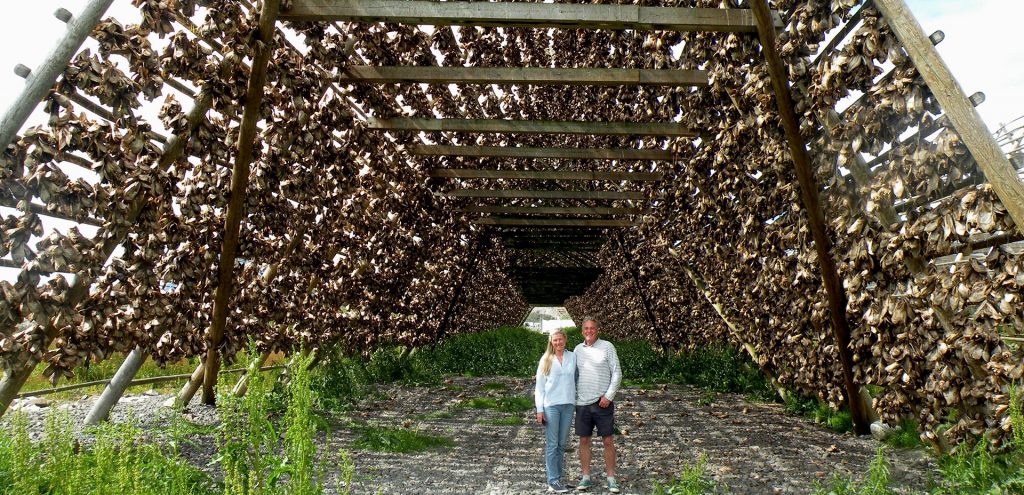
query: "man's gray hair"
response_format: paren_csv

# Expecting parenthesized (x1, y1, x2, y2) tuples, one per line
(581, 316, 598, 325)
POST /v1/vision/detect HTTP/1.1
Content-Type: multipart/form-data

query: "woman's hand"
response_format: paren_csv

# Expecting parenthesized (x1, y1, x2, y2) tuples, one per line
(536, 412, 545, 425)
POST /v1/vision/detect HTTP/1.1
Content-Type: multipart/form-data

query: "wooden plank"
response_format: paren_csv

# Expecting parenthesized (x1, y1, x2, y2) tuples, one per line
(444, 189, 645, 200)
(282, 0, 777, 32)
(368, 118, 699, 137)
(410, 145, 674, 161)
(475, 217, 640, 227)
(874, 0, 1024, 234)
(431, 169, 663, 181)
(341, 66, 708, 86)
(202, 0, 281, 405)
(751, 0, 871, 435)
(464, 205, 646, 215)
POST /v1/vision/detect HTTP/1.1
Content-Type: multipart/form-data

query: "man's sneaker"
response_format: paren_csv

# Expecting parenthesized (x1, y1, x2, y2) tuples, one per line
(548, 481, 569, 493)
(606, 478, 621, 494)
(576, 477, 593, 491)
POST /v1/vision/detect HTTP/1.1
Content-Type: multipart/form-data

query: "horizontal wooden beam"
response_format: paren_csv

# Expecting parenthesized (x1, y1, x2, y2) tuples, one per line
(476, 217, 640, 227)
(444, 189, 645, 200)
(431, 169, 662, 181)
(368, 118, 698, 137)
(282, 0, 777, 32)
(340, 66, 708, 86)
(465, 205, 646, 215)
(410, 145, 675, 161)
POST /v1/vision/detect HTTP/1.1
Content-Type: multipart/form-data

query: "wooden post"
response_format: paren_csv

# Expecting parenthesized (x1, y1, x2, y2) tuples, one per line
(873, 0, 1024, 234)
(750, 0, 870, 434)
(83, 348, 148, 425)
(615, 234, 668, 351)
(231, 352, 271, 397)
(170, 362, 205, 410)
(0, 83, 217, 417)
(202, 0, 281, 405)
(0, 0, 115, 150)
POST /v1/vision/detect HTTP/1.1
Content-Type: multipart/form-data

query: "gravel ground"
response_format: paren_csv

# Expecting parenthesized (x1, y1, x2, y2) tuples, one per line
(6, 377, 936, 494)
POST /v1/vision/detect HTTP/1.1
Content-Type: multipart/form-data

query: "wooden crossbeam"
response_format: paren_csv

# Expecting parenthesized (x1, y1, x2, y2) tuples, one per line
(410, 145, 674, 161)
(476, 217, 640, 227)
(281, 0, 777, 32)
(431, 169, 663, 181)
(443, 189, 645, 200)
(340, 66, 708, 86)
(368, 118, 698, 137)
(464, 205, 646, 215)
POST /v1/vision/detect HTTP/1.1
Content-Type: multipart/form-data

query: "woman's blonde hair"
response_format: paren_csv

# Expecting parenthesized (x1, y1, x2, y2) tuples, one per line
(540, 329, 568, 376)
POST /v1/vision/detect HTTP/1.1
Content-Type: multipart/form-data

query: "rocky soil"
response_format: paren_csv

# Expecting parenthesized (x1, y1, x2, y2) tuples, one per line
(7, 377, 937, 494)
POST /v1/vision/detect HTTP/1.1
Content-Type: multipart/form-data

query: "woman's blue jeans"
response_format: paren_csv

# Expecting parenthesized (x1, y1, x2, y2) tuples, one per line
(543, 403, 574, 485)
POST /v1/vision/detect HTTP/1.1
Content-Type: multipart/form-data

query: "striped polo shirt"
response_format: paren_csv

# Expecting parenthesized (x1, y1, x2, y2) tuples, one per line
(574, 338, 622, 406)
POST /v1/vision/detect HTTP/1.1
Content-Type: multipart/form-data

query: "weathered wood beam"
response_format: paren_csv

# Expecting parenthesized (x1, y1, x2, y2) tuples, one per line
(751, 0, 870, 435)
(444, 189, 645, 200)
(410, 145, 674, 161)
(873, 0, 1024, 234)
(431, 169, 663, 181)
(84, 347, 147, 425)
(465, 205, 646, 215)
(202, 0, 281, 405)
(0, 0, 115, 150)
(281, 0, 777, 32)
(368, 118, 699, 137)
(341, 66, 708, 86)
(476, 217, 640, 227)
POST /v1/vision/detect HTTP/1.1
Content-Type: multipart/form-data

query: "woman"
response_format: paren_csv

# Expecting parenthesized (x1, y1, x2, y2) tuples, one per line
(534, 329, 576, 493)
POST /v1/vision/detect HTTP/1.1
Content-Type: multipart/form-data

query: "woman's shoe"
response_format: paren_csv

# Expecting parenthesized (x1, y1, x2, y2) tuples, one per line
(548, 481, 569, 493)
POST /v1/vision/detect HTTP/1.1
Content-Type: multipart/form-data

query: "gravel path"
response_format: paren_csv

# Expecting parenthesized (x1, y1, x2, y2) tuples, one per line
(6, 377, 936, 494)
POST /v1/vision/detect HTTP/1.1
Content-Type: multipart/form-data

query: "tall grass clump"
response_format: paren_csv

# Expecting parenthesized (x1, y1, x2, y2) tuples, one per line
(283, 350, 326, 495)
(650, 455, 718, 495)
(811, 447, 894, 495)
(420, 326, 549, 377)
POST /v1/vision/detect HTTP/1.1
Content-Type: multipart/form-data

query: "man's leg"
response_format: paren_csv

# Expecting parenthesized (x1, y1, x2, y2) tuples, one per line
(601, 435, 616, 477)
(578, 435, 592, 476)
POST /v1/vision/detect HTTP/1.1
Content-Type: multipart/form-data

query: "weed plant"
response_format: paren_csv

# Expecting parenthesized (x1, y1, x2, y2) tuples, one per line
(882, 419, 922, 450)
(811, 448, 894, 495)
(466, 396, 533, 413)
(650, 455, 719, 495)
(783, 393, 853, 434)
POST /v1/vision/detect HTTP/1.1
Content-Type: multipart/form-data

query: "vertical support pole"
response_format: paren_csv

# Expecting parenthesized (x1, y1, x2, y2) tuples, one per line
(435, 236, 485, 343)
(202, 0, 281, 405)
(873, 0, 1024, 234)
(84, 347, 148, 425)
(0, 0, 116, 150)
(750, 0, 870, 434)
(616, 233, 668, 351)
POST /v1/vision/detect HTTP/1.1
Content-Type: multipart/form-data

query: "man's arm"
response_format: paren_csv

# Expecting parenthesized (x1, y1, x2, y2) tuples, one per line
(604, 343, 622, 402)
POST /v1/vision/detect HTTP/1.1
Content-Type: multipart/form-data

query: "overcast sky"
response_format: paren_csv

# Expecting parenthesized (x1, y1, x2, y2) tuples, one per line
(0, 1, 1020, 132)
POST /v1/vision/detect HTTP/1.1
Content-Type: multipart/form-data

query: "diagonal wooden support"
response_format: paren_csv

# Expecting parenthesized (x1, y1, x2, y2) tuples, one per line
(0, 82, 218, 417)
(615, 234, 667, 351)
(84, 348, 147, 425)
(873, 0, 1024, 234)
(0, 0, 115, 150)
(750, 0, 870, 435)
(202, 0, 282, 405)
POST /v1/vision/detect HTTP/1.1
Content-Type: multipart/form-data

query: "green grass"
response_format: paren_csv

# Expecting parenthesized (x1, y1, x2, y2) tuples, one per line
(351, 425, 454, 453)
(783, 392, 853, 434)
(882, 419, 922, 450)
(481, 416, 525, 426)
(465, 395, 534, 413)
(651, 454, 719, 495)
(481, 382, 507, 391)
(811, 448, 894, 495)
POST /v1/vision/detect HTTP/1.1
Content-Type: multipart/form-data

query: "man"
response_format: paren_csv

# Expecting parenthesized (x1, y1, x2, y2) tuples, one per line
(573, 317, 622, 493)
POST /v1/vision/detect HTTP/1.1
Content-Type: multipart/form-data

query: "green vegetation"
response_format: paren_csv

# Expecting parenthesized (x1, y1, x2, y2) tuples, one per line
(0, 411, 215, 495)
(480, 416, 525, 426)
(650, 455, 720, 495)
(811, 448, 893, 495)
(351, 424, 454, 453)
(783, 393, 853, 434)
(882, 419, 922, 450)
(481, 382, 507, 391)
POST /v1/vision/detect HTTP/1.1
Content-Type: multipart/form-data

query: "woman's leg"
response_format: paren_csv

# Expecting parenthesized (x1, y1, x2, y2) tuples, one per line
(556, 403, 573, 481)
(543, 405, 561, 485)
